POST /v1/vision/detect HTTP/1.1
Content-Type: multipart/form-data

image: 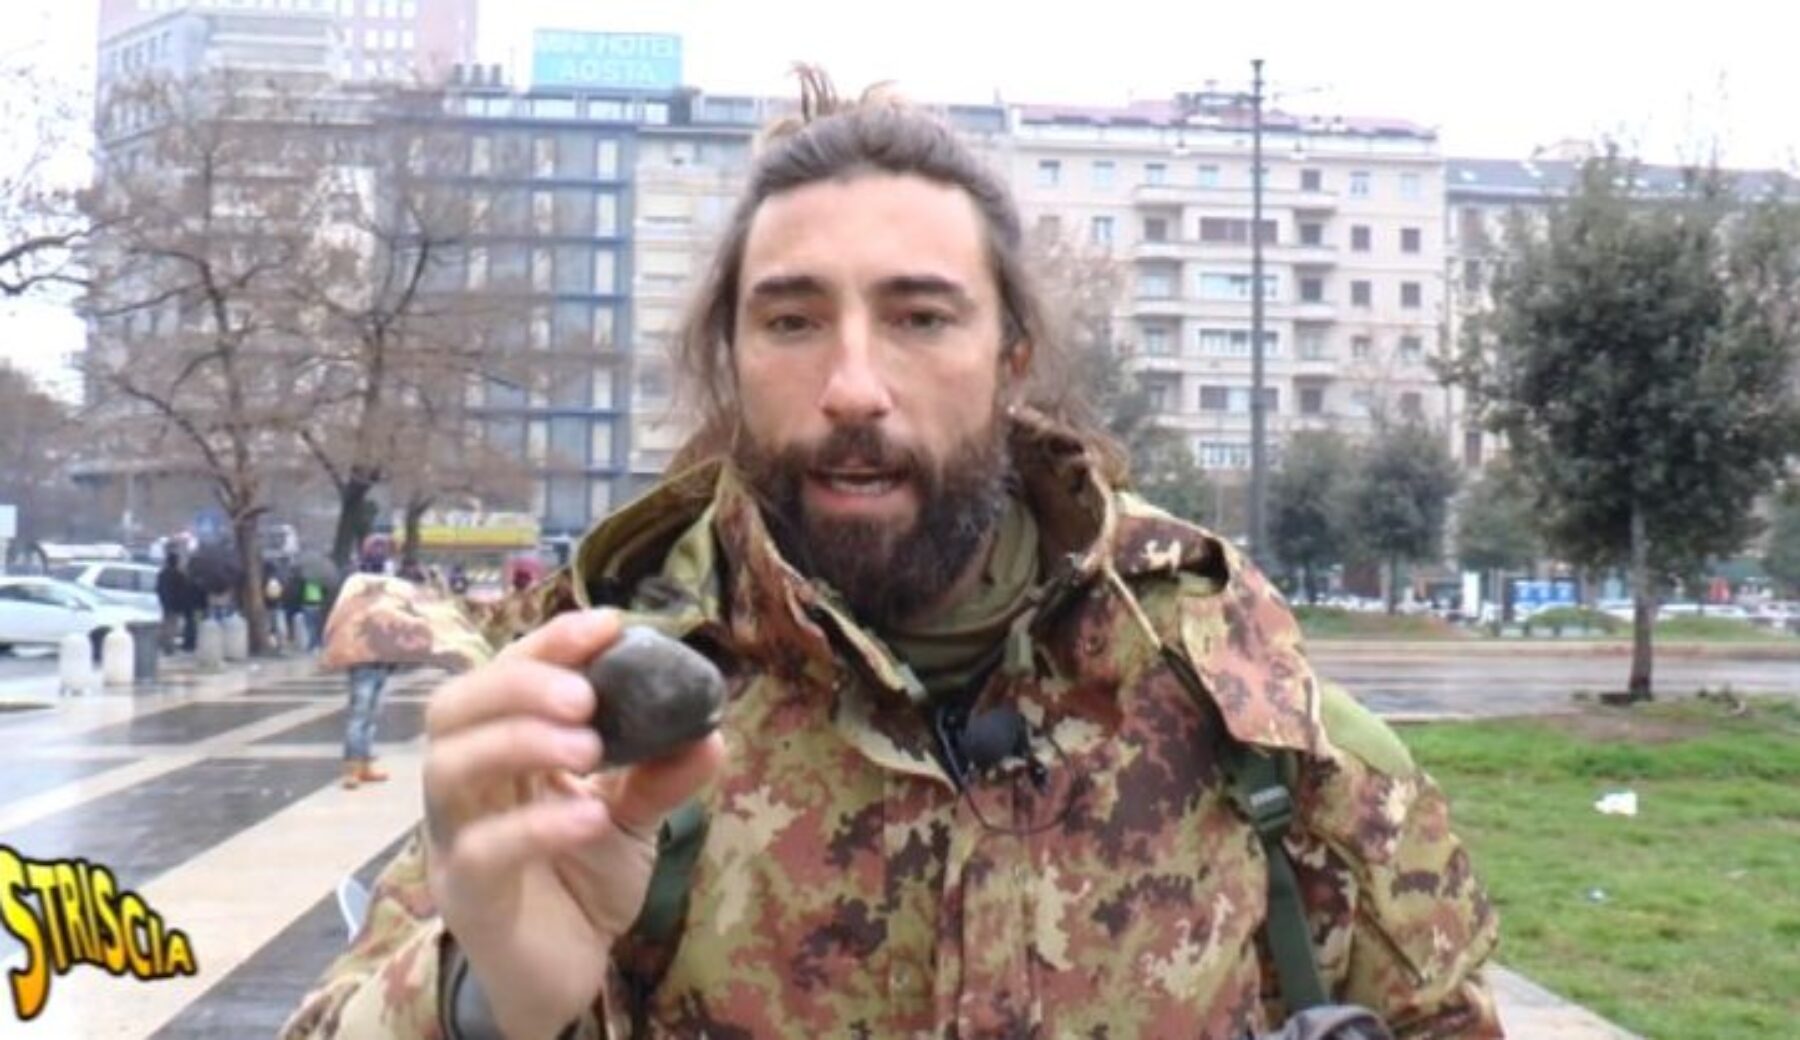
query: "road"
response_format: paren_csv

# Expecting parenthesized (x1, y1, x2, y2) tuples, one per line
(1312, 645, 1798, 717)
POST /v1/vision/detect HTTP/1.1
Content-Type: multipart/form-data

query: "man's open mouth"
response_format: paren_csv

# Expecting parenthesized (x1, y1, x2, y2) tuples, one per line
(812, 468, 905, 497)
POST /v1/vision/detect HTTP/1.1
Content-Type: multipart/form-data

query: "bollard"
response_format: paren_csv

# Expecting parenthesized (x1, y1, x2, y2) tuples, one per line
(102, 627, 135, 686)
(223, 614, 249, 662)
(59, 632, 93, 696)
(196, 618, 225, 672)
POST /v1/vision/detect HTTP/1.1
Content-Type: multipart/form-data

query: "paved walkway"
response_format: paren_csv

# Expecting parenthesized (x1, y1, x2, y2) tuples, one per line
(0, 659, 1642, 1037)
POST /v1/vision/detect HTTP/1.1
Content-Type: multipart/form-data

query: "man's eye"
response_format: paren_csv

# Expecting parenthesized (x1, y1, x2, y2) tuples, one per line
(897, 310, 953, 333)
(766, 314, 815, 335)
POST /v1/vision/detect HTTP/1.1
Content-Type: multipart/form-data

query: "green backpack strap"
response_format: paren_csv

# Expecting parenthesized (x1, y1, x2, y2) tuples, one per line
(1161, 645, 1331, 1015)
(622, 799, 708, 1038)
(630, 799, 708, 946)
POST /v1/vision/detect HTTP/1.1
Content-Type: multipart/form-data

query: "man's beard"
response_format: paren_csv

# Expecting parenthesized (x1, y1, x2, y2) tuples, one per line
(736, 420, 1011, 629)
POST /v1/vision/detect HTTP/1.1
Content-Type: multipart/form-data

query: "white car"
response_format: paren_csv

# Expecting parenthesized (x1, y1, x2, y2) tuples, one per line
(48, 561, 163, 613)
(0, 577, 160, 654)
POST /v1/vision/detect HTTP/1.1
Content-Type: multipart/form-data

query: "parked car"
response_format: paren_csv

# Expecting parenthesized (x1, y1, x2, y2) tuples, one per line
(0, 577, 160, 655)
(48, 561, 163, 613)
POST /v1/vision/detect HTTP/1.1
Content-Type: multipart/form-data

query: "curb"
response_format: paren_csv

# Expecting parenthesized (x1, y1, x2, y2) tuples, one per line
(1308, 639, 1800, 660)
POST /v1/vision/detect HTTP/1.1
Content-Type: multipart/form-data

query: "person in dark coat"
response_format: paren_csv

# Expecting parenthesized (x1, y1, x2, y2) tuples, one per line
(155, 551, 194, 653)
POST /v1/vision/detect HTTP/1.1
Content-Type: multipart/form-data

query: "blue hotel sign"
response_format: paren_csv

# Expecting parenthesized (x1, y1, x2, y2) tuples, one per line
(531, 31, 682, 91)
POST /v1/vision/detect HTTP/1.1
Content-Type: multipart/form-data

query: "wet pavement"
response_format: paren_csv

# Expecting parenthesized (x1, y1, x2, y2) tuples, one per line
(0, 651, 1669, 1037)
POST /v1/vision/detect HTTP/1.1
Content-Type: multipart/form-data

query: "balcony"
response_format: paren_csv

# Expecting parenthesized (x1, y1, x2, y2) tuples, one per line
(1281, 242, 1340, 267)
(1283, 299, 1337, 322)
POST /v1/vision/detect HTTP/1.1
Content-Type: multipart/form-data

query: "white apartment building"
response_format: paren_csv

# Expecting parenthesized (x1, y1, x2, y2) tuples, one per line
(1007, 95, 1448, 474)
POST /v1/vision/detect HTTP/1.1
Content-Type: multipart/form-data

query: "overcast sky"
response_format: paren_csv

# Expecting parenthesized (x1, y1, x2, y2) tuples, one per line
(7, 0, 1800, 392)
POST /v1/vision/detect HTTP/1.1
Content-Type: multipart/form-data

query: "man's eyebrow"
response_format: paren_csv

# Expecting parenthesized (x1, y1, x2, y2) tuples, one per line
(745, 274, 830, 302)
(876, 274, 976, 309)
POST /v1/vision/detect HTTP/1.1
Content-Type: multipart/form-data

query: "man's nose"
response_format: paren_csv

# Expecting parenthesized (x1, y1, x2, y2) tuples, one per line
(818, 319, 893, 424)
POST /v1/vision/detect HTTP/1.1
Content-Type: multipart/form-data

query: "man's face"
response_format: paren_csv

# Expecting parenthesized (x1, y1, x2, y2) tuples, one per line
(731, 173, 1015, 625)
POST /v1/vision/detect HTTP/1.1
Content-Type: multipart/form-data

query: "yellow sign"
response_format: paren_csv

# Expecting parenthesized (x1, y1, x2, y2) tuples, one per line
(394, 510, 540, 551)
(0, 846, 198, 1021)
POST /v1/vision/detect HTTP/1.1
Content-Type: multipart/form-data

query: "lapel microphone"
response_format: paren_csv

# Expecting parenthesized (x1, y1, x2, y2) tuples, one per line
(958, 706, 1049, 790)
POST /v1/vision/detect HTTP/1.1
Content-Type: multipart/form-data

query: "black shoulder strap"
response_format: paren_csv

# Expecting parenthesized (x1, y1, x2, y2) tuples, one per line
(1161, 645, 1331, 1014)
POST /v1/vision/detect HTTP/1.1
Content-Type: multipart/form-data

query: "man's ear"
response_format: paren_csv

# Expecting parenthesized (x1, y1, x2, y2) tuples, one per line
(1004, 339, 1032, 381)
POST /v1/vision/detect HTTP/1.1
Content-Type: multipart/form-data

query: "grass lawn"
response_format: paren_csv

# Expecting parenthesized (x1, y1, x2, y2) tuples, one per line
(1402, 699, 1800, 1039)
(1292, 606, 1469, 640)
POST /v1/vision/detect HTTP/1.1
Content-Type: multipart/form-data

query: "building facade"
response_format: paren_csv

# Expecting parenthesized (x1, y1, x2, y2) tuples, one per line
(1006, 95, 1449, 478)
(99, 0, 477, 84)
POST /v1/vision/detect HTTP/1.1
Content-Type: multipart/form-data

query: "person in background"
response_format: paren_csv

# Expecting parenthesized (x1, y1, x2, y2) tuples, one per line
(155, 551, 191, 653)
(334, 552, 402, 789)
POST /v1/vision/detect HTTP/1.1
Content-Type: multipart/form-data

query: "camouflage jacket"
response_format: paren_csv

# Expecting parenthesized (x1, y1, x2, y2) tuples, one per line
(282, 413, 1501, 1040)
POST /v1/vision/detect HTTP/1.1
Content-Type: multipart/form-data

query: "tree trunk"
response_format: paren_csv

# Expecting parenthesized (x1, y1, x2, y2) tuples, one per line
(1628, 502, 1654, 701)
(233, 513, 271, 656)
(1385, 555, 1400, 615)
(401, 495, 432, 571)
(1302, 563, 1317, 604)
(330, 476, 375, 571)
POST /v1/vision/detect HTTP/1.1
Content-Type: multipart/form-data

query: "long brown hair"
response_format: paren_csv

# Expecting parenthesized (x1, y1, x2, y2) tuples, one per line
(669, 66, 1123, 478)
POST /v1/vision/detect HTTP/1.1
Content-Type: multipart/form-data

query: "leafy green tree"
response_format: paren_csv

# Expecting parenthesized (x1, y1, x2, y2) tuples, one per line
(1346, 422, 1459, 614)
(1455, 459, 1541, 609)
(1455, 155, 1800, 698)
(1269, 431, 1355, 602)
(1767, 483, 1800, 598)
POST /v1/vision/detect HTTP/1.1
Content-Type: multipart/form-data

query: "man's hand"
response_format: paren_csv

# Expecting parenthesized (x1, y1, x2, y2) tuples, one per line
(422, 609, 728, 1038)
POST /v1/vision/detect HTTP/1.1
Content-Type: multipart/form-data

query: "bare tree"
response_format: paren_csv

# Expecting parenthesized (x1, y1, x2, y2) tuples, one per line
(0, 361, 82, 556)
(0, 53, 90, 300)
(81, 71, 338, 651)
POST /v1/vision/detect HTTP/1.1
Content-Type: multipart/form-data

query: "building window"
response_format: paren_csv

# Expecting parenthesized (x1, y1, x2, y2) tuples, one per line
(1092, 160, 1115, 189)
(590, 421, 613, 464)
(1401, 227, 1422, 254)
(1197, 441, 1251, 469)
(1400, 392, 1424, 419)
(1300, 387, 1325, 415)
(1400, 334, 1425, 365)
(1351, 335, 1372, 361)
(1297, 328, 1329, 360)
(1197, 164, 1221, 187)
(1144, 377, 1177, 413)
(593, 250, 615, 293)
(1350, 225, 1371, 252)
(1399, 172, 1422, 200)
(466, 247, 488, 289)
(1401, 281, 1423, 308)
(532, 191, 553, 234)
(531, 249, 552, 291)
(1199, 218, 1277, 244)
(1350, 280, 1372, 307)
(1090, 215, 1114, 246)
(595, 138, 619, 178)
(1142, 325, 1172, 356)
(530, 309, 551, 350)
(1137, 265, 1177, 299)
(1349, 171, 1370, 197)
(595, 192, 617, 235)
(1462, 259, 1482, 293)
(1036, 159, 1062, 188)
(1300, 168, 1323, 192)
(534, 137, 556, 178)
(1143, 216, 1169, 243)
(1299, 222, 1323, 247)
(593, 307, 616, 351)
(1197, 328, 1280, 357)
(1458, 207, 1486, 247)
(1198, 273, 1280, 302)
(470, 136, 491, 175)
(1199, 385, 1230, 412)
(1035, 214, 1062, 240)
(1464, 429, 1484, 468)
(1299, 276, 1325, 303)
(1145, 163, 1167, 185)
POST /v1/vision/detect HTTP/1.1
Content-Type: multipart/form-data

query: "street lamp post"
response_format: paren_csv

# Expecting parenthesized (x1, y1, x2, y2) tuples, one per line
(1248, 58, 1267, 559)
